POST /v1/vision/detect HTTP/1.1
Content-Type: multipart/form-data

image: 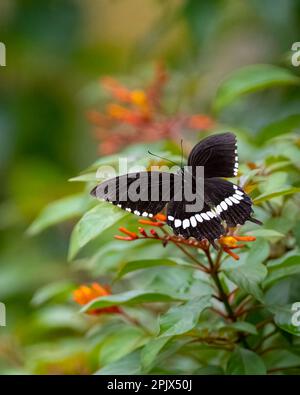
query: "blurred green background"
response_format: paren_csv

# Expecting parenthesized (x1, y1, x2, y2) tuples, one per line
(1, 0, 300, 374)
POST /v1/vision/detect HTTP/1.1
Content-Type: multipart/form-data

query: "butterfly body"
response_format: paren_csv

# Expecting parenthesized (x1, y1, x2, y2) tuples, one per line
(91, 133, 261, 243)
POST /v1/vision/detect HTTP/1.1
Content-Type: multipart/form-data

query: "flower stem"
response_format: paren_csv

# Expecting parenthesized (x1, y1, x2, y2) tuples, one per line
(121, 309, 152, 336)
(160, 227, 209, 272)
(204, 248, 250, 348)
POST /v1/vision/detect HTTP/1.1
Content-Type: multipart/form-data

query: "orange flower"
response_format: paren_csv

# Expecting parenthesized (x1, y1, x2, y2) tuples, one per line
(219, 235, 256, 260)
(102, 77, 150, 118)
(88, 64, 215, 154)
(73, 283, 120, 316)
(188, 114, 214, 130)
(101, 77, 133, 103)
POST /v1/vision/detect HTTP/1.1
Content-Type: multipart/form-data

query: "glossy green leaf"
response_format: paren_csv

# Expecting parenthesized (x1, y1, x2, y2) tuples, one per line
(245, 238, 270, 266)
(214, 64, 300, 112)
(69, 173, 98, 182)
(116, 258, 195, 280)
(68, 202, 129, 260)
(264, 274, 300, 306)
(257, 115, 300, 145)
(224, 262, 267, 301)
(253, 188, 300, 205)
(263, 254, 300, 289)
(96, 351, 141, 375)
(141, 337, 171, 372)
(194, 365, 224, 375)
(99, 326, 147, 365)
(224, 322, 258, 335)
(27, 194, 86, 235)
(262, 349, 300, 371)
(159, 295, 211, 337)
(226, 347, 266, 375)
(270, 304, 300, 336)
(246, 229, 284, 241)
(31, 281, 75, 306)
(82, 290, 183, 313)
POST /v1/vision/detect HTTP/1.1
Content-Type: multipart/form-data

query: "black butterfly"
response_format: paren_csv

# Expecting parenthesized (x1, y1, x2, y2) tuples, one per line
(91, 133, 261, 243)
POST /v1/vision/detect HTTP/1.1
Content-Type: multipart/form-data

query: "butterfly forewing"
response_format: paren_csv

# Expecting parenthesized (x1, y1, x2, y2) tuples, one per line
(187, 132, 238, 178)
(91, 171, 180, 217)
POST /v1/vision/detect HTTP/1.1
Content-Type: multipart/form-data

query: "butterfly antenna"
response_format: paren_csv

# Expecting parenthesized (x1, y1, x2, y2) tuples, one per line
(147, 151, 179, 167)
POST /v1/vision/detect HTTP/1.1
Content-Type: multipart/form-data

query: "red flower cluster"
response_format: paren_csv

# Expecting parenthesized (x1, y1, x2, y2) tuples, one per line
(114, 213, 256, 261)
(87, 63, 214, 154)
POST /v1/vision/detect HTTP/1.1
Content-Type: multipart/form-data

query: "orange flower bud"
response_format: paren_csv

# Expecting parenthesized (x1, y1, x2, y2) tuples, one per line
(138, 219, 164, 227)
(118, 227, 138, 239)
(154, 213, 167, 222)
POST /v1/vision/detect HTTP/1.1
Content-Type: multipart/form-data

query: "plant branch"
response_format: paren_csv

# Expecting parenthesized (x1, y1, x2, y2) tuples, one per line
(121, 309, 152, 336)
(160, 227, 209, 272)
(204, 248, 236, 322)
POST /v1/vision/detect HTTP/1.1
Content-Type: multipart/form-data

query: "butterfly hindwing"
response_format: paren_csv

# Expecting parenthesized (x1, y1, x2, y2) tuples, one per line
(91, 171, 179, 217)
(187, 132, 238, 178)
(166, 198, 226, 242)
(204, 178, 259, 227)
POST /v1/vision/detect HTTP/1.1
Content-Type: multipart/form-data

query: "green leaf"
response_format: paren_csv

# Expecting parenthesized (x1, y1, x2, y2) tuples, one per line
(257, 114, 300, 145)
(224, 262, 267, 302)
(95, 351, 141, 375)
(31, 281, 74, 306)
(194, 365, 224, 375)
(263, 254, 300, 289)
(116, 258, 195, 280)
(27, 194, 86, 235)
(253, 187, 300, 205)
(270, 304, 300, 336)
(99, 326, 146, 365)
(226, 347, 266, 375)
(224, 322, 258, 335)
(264, 274, 300, 306)
(246, 229, 284, 241)
(68, 202, 129, 260)
(69, 173, 97, 182)
(214, 64, 300, 112)
(245, 238, 270, 266)
(159, 295, 211, 337)
(141, 337, 171, 372)
(36, 306, 87, 332)
(262, 349, 300, 371)
(81, 290, 183, 313)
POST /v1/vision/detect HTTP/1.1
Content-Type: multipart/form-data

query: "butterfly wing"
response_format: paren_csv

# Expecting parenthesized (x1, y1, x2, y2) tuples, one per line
(91, 171, 179, 217)
(204, 177, 261, 227)
(166, 198, 226, 243)
(187, 132, 238, 178)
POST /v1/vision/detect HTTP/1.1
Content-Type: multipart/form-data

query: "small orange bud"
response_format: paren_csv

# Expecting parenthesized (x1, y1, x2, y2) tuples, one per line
(150, 229, 159, 238)
(154, 213, 167, 222)
(114, 235, 134, 241)
(234, 236, 256, 242)
(223, 247, 240, 261)
(138, 219, 164, 227)
(138, 227, 148, 237)
(118, 227, 138, 239)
